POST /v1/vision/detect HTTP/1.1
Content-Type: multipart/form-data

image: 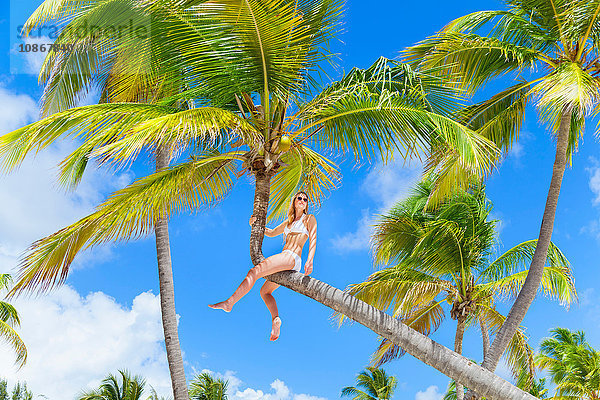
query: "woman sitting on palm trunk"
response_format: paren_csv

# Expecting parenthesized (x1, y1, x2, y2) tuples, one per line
(209, 191, 317, 341)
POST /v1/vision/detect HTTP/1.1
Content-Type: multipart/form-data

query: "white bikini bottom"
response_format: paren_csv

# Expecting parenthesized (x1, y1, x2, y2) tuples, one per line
(282, 250, 302, 272)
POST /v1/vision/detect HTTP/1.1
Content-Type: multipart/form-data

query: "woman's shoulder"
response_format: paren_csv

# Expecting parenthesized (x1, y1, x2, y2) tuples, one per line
(304, 213, 316, 223)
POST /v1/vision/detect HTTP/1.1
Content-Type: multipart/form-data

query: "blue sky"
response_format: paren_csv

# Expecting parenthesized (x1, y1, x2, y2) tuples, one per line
(1, 1, 600, 400)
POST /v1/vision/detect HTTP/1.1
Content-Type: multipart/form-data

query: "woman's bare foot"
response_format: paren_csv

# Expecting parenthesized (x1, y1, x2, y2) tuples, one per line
(270, 317, 282, 341)
(208, 300, 232, 312)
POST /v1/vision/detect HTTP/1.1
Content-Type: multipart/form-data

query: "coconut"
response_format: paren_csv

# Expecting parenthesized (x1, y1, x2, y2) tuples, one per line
(278, 135, 291, 152)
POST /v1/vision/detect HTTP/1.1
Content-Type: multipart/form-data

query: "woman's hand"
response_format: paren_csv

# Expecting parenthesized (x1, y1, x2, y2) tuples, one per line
(249, 215, 256, 226)
(304, 260, 313, 276)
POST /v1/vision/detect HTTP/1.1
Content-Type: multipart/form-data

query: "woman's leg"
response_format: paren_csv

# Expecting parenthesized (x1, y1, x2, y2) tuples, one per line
(260, 281, 282, 341)
(208, 252, 294, 312)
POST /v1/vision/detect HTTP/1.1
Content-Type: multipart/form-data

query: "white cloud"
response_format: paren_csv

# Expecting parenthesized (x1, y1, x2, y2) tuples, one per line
(331, 159, 421, 253)
(292, 394, 327, 400)
(0, 86, 39, 133)
(0, 287, 172, 400)
(579, 288, 600, 322)
(361, 160, 422, 210)
(581, 287, 595, 307)
(0, 87, 133, 274)
(415, 385, 444, 400)
(23, 36, 53, 75)
(580, 159, 600, 239)
(0, 87, 164, 400)
(587, 158, 600, 205)
(233, 379, 326, 400)
(196, 371, 326, 400)
(509, 142, 524, 162)
(9, 36, 53, 75)
(330, 209, 374, 252)
(235, 379, 291, 400)
(0, 140, 133, 274)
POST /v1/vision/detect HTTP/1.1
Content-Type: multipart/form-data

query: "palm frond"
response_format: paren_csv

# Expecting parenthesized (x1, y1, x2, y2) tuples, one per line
(0, 301, 21, 327)
(346, 266, 448, 315)
(268, 145, 340, 220)
(481, 240, 571, 283)
(10, 152, 240, 295)
(533, 62, 600, 151)
(404, 32, 543, 93)
(455, 80, 533, 151)
(0, 320, 27, 368)
(0, 103, 175, 173)
(440, 9, 554, 53)
(93, 107, 260, 167)
(482, 265, 576, 306)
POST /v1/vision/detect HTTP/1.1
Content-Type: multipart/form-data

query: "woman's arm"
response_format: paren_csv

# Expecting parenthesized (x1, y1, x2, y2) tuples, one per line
(304, 215, 317, 275)
(249, 216, 286, 237)
(266, 221, 286, 237)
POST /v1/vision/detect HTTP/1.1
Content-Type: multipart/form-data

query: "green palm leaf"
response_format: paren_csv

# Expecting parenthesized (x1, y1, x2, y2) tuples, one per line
(0, 103, 175, 171)
(480, 240, 570, 283)
(0, 275, 26, 368)
(268, 145, 340, 220)
(93, 107, 261, 167)
(10, 152, 239, 295)
(404, 33, 543, 92)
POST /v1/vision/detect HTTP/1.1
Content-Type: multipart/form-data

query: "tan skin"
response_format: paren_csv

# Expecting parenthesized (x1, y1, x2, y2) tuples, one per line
(208, 194, 317, 341)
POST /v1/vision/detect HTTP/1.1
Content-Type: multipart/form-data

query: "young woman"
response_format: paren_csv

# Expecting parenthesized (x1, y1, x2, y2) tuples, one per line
(209, 191, 317, 341)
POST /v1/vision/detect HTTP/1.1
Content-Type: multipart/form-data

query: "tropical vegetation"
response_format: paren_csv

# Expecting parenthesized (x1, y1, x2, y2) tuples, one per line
(341, 367, 398, 400)
(346, 181, 576, 399)
(77, 370, 163, 400)
(0, 274, 26, 368)
(0, 380, 33, 400)
(537, 327, 600, 399)
(404, 0, 600, 389)
(189, 373, 229, 400)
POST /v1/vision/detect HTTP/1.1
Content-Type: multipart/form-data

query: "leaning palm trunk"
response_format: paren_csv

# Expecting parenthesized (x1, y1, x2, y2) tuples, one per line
(267, 270, 537, 400)
(155, 147, 189, 400)
(455, 319, 466, 400)
(248, 176, 536, 400)
(465, 109, 573, 400)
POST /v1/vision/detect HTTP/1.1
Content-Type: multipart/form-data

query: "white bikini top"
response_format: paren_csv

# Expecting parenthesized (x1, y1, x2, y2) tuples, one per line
(284, 214, 309, 239)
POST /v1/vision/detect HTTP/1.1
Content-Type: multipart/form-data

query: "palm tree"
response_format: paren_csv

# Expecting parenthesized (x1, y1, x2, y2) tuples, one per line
(341, 367, 398, 400)
(0, 1, 540, 398)
(189, 373, 228, 400)
(403, 0, 600, 387)
(0, 380, 33, 400)
(12, 1, 234, 397)
(537, 327, 600, 399)
(78, 370, 156, 400)
(346, 181, 576, 400)
(0, 274, 26, 368)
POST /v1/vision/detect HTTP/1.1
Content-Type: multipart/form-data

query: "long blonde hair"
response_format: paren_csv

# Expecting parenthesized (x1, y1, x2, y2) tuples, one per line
(287, 191, 309, 227)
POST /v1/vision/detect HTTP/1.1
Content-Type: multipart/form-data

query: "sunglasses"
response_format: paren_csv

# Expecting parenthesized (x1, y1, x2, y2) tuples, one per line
(296, 196, 308, 202)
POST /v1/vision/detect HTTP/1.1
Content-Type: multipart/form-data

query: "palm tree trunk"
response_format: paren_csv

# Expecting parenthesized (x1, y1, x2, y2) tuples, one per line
(249, 170, 272, 265)
(455, 319, 466, 400)
(480, 319, 490, 360)
(247, 170, 536, 400)
(266, 271, 537, 400)
(155, 146, 189, 400)
(465, 108, 573, 400)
